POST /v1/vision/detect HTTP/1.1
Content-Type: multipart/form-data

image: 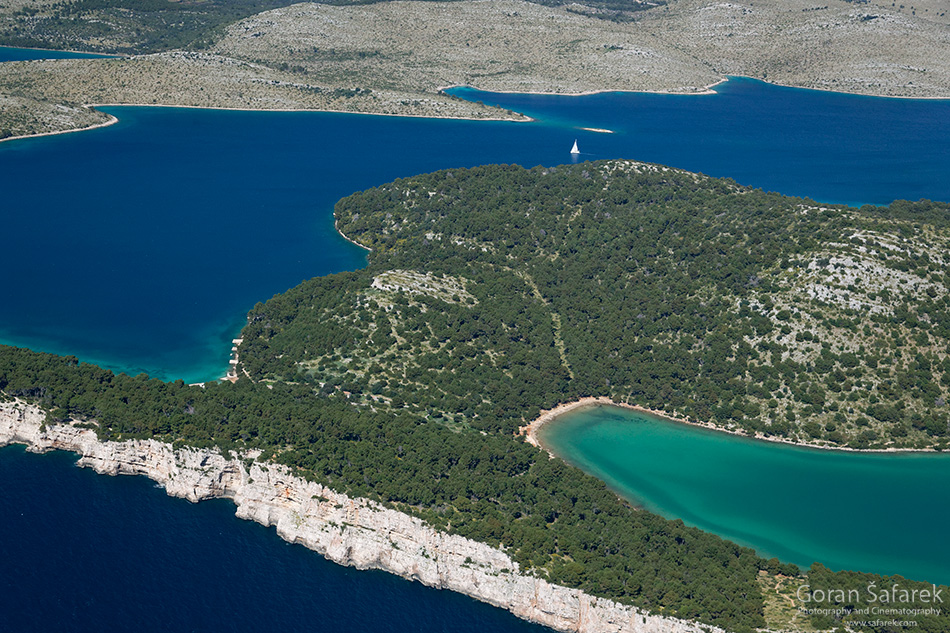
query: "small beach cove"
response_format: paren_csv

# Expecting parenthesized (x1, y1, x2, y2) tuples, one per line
(530, 400, 950, 586)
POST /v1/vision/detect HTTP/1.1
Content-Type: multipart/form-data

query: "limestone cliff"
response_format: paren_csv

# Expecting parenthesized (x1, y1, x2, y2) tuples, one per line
(0, 399, 725, 633)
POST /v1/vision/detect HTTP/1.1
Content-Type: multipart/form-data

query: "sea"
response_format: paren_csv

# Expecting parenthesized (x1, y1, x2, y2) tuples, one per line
(0, 444, 545, 633)
(3, 46, 950, 629)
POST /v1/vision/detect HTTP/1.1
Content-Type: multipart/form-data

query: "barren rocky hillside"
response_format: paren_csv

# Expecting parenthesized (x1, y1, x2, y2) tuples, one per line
(638, 0, 950, 97)
(1, 0, 948, 139)
(0, 50, 521, 140)
(215, 0, 719, 94)
(218, 0, 950, 97)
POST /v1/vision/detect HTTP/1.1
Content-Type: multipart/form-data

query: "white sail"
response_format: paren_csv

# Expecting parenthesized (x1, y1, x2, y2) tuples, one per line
(570, 140, 580, 154)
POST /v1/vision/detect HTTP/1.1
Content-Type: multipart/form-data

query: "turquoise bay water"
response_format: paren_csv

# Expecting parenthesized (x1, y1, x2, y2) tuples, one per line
(2, 79, 949, 382)
(539, 406, 950, 585)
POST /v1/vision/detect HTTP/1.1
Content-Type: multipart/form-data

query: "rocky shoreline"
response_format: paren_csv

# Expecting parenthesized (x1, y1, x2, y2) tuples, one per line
(0, 398, 725, 633)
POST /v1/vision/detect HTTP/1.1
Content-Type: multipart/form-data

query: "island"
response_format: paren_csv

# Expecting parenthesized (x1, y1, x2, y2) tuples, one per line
(2, 160, 949, 633)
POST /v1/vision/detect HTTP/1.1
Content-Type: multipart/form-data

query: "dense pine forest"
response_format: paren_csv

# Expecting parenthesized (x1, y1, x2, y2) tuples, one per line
(247, 161, 950, 450)
(3, 160, 950, 633)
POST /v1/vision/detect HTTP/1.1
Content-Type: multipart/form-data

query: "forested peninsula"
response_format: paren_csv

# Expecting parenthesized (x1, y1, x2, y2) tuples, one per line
(3, 161, 950, 633)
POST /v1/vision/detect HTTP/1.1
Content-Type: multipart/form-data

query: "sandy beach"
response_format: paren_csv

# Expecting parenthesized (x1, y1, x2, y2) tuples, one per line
(519, 396, 696, 454)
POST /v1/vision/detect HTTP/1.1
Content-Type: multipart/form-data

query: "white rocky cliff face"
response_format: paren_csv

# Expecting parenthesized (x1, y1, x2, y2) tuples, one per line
(0, 399, 726, 633)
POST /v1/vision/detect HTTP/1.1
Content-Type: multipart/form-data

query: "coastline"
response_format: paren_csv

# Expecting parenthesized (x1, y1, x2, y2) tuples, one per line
(219, 220, 366, 384)
(87, 100, 530, 122)
(443, 74, 950, 102)
(6, 72, 946, 146)
(744, 75, 950, 102)
(334, 218, 373, 253)
(0, 398, 726, 633)
(0, 111, 117, 145)
(520, 397, 693, 456)
(0, 99, 529, 146)
(521, 397, 940, 456)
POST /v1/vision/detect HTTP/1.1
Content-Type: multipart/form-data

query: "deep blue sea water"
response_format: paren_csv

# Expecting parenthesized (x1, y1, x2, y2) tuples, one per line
(0, 45, 114, 61)
(450, 78, 950, 207)
(3, 80, 949, 383)
(0, 444, 546, 633)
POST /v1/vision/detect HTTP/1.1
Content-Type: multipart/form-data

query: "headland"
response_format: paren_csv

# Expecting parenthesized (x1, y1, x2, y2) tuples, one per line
(0, 398, 726, 633)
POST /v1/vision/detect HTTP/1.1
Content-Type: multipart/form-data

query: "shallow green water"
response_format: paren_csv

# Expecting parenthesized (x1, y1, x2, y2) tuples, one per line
(538, 405, 950, 585)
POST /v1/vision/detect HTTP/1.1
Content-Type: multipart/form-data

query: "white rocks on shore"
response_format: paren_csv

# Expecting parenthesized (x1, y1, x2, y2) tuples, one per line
(0, 398, 724, 633)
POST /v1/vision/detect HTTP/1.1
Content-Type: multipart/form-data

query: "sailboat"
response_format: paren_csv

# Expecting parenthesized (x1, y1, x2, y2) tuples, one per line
(570, 139, 580, 154)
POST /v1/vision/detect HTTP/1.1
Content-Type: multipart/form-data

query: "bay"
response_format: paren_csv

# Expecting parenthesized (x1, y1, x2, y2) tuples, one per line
(0, 444, 546, 633)
(450, 77, 950, 207)
(538, 405, 950, 586)
(2, 78, 948, 382)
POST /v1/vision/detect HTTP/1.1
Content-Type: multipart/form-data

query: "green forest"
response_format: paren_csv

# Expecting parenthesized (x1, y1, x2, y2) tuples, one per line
(248, 161, 950, 450)
(3, 160, 949, 633)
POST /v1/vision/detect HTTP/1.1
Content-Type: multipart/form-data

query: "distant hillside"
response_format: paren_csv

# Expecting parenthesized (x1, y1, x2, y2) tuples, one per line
(3, 0, 947, 98)
(3, 0, 948, 139)
(240, 160, 950, 450)
(0, 0, 304, 54)
(0, 0, 662, 55)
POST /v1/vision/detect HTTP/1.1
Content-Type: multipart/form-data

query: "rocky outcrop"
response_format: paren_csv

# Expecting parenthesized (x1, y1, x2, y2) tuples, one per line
(0, 399, 725, 633)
